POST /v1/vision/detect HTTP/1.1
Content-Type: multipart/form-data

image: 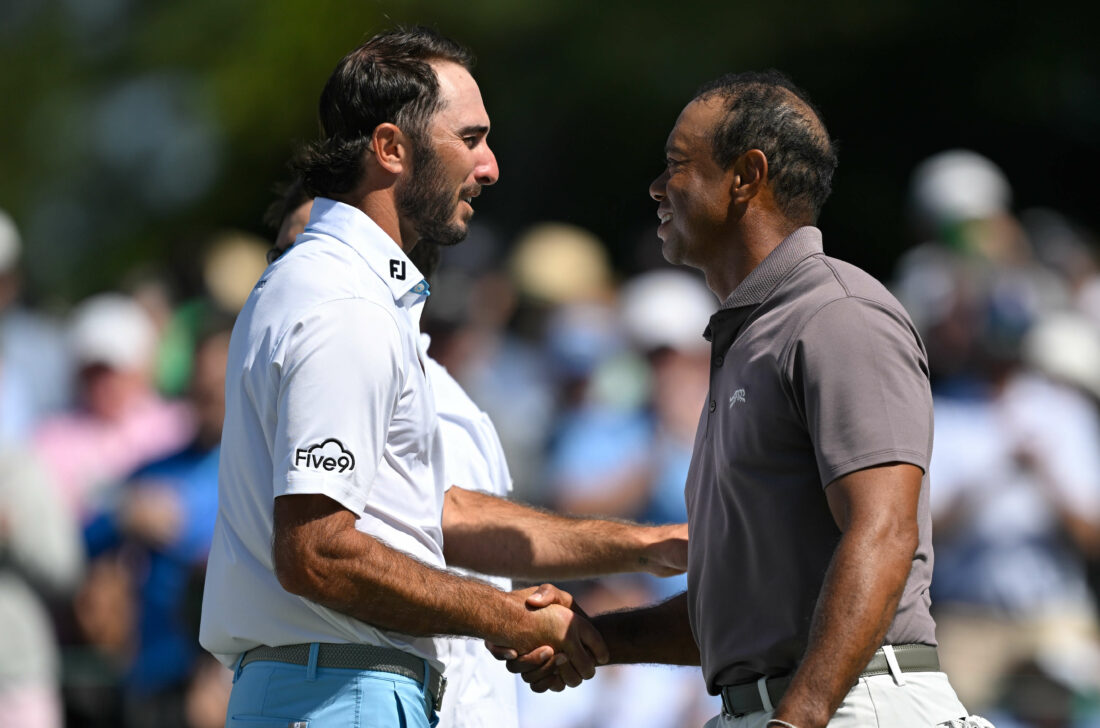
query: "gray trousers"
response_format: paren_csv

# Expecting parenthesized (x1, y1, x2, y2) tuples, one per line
(703, 671, 991, 728)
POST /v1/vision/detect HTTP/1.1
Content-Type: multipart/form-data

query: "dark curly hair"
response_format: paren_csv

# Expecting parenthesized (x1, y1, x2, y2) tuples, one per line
(695, 70, 838, 224)
(293, 26, 474, 199)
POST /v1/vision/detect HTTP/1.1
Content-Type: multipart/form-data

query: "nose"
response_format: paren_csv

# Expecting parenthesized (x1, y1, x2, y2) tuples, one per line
(649, 169, 668, 201)
(475, 145, 499, 186)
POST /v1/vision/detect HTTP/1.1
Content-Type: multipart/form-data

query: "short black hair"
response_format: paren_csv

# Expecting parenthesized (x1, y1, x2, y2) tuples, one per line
(263, 176, 309, 233)
(293, 26, 474, 198)
(695, 70, 837, 224)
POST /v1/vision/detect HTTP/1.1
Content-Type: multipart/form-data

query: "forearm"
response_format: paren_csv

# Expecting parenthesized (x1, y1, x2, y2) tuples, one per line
(442, 486, 685, 579)
(283, 525, 525, 643)
(274, 495, 575, 654)
(772, 528, 914, 728)
(591, 592, 700, 665)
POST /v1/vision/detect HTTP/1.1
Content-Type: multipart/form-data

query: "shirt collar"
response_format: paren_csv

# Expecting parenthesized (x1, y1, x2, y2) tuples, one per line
(304, 197, 430, 304)
(720, 226, 823, 310)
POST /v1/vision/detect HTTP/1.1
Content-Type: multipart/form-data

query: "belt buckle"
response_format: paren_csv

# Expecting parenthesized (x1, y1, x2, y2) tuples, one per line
(719, 688, 745, 719)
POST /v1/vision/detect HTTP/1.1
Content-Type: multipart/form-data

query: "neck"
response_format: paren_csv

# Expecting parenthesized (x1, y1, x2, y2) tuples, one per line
(331, 180, 412, 252)
(704, 215, 806, 302)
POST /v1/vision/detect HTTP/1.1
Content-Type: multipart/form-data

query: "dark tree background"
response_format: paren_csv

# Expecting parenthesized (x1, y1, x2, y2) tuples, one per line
(1, 0, 1096, 302)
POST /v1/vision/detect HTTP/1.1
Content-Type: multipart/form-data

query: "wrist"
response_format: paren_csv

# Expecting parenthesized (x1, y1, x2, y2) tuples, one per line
(640, 523, 688, 576)
(770, 702, 829, 728)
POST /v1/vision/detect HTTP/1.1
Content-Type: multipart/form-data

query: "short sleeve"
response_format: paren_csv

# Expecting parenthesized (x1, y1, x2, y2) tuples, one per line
(789, 297, 933, 487)
(274, 298, 405, 514)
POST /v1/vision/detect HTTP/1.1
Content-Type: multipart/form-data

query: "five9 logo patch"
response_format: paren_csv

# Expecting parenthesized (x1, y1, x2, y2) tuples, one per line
(294, 438, 356, 473)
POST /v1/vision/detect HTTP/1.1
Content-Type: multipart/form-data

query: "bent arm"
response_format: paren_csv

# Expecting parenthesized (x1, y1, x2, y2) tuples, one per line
(442, 486, 687, 580)
(273, 493, 607, 666)
(771, 463, 922, 728)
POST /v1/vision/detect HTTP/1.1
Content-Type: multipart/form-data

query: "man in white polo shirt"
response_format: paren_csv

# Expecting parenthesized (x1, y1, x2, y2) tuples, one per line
(262, 184, 689, 728)
(201, 28, 686, 728)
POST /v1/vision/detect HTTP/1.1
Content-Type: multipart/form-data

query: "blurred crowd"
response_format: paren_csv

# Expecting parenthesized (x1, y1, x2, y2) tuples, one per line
(2, 148, 1100, 728)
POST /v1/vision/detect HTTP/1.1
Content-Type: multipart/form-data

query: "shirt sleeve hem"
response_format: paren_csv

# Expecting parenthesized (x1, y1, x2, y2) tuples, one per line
(280, 472, 370, 515)
(821, 448, 927, 487)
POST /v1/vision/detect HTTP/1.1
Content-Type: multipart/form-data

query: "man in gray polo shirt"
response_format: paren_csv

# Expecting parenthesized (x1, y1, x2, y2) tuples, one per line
(504, 72, 992, 728)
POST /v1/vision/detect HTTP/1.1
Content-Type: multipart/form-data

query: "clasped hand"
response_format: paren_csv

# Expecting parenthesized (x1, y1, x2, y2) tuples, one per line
(489, 584, 607, 692)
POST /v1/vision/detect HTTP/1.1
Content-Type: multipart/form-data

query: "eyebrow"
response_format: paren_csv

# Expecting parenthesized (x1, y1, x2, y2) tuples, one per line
(457, 125, 490, 137)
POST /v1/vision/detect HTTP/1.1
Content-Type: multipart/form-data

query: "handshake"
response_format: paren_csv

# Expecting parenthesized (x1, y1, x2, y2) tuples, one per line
(486, 584, 615, 693)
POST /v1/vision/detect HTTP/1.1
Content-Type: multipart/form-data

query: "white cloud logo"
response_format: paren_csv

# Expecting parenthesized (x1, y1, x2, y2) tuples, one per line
(294, 438, 355, 473)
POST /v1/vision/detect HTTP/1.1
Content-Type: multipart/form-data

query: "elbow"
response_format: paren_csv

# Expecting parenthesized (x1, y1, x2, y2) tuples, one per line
(880, 520, 920, 579)
(273, 540, 325, 600)
(441, 486, 474, 536)
(853, 517, 918, 571)
(895, 519, 920, 560)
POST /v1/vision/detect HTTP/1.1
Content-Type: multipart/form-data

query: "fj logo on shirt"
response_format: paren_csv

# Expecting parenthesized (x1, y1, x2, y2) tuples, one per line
(728, 388, 746, 407)
(294, 438, 356, 473)
(389, 259, 407, 280)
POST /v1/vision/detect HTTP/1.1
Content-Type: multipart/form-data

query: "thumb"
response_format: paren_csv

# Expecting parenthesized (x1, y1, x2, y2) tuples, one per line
(578, 616, 610, 666)
(525, 583, 573, 609)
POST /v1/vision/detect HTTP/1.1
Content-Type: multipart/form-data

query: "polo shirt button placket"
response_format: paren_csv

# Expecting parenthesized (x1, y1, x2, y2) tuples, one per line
(709, 399, 716, 413)
(714, 355, 724, 367)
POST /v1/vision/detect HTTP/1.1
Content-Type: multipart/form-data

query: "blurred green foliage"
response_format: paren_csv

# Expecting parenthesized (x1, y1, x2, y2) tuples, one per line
(0, 0, 1096, 304)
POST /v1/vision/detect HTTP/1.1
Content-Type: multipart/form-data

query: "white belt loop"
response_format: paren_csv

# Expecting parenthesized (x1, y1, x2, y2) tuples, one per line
(881, 645, 906, 686)
(756, 676, 775, 712)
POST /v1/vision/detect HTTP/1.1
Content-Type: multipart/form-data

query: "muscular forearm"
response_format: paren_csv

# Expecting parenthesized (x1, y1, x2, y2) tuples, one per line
(772, 526, 914, 728)
(273, 494, 597, 657)
(591, 592, 700, 665)
(442, 486, 686, 580)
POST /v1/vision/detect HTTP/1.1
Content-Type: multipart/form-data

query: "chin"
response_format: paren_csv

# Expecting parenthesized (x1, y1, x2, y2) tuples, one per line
(659, 239, 684, 266)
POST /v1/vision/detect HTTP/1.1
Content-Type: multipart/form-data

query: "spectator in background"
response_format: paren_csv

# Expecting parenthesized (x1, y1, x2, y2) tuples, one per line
(33, 292, 194, 520)
(0, 208, 71, 442)
(894, 150, 1100, 722)
(79, 321, 231, 728)
(0, 444, 84, 728)
(547, 269, 712, 601)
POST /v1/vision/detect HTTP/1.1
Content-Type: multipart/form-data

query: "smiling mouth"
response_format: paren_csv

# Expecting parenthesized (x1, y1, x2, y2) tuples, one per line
(658, 212, 672, 224)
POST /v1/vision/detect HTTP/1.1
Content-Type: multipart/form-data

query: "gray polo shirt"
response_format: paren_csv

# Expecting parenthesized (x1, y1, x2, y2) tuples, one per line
(685, 226, 936, 691)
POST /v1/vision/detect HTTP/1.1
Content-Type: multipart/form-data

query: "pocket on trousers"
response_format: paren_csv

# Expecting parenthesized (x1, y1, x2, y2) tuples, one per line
(230, 716, 309, 727)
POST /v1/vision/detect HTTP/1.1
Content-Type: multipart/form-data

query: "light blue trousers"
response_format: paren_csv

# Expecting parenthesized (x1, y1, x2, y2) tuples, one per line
(225, 648, 438, 728)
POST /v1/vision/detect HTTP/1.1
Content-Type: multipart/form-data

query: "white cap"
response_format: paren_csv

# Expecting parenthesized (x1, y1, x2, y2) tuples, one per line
(619, 269, 716, 352)
(0, 208, 21, 274)
(68, 293, 157, 371)
(1023, 312, 1100, 400)
(910, 149, 1012, 225)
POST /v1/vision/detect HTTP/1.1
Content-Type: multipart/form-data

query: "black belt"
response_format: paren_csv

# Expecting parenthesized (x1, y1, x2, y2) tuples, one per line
(241, 643, 447, 714)
(720, 644, 939, 717)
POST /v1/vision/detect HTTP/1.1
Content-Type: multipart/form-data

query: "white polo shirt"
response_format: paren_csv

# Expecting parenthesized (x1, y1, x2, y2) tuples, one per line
(424, 347, 519, 728)
(199, 197, 448, 670)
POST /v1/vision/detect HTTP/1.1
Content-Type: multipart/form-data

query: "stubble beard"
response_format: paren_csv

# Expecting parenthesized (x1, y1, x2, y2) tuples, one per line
(396, 136, 474, 248)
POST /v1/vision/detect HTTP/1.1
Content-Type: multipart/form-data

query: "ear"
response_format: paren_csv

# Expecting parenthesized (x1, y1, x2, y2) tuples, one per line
(729, 149, 768, 205)
(369, 122, 411, 175)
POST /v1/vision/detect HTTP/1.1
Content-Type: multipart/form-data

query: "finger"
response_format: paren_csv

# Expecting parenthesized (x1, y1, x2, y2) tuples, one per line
(485, 642, 518, 661)
(561, 638, 597, 680)
(554, 655, 584, 688)
(531, 674, 565, 693)
(505, 647, 554, 676)
(518, 660, 559, 685)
